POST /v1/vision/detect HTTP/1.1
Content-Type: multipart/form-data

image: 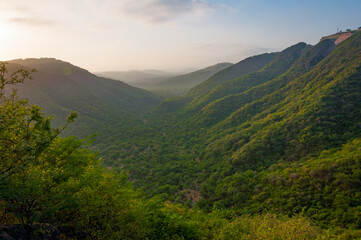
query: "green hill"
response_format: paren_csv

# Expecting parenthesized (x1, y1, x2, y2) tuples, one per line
(95, 69, 175, 89)
(188, 52, 276, 97)
(198, 31, 361, 220)
(193, 39, 336, 127)
(8, 58, 163, 137)
(152, 52, 277, 115)
(95, 31, 361, 231)
(151, 62, 233, 96)
(186, 42, 311, 113)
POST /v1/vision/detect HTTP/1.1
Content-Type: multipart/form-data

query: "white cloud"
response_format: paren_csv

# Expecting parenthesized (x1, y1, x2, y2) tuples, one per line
(1, 0, 213, 27)
(118, 0, 213, 23)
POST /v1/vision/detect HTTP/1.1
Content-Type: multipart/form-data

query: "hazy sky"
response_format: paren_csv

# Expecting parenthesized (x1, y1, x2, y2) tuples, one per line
(1, 0, 360, 72)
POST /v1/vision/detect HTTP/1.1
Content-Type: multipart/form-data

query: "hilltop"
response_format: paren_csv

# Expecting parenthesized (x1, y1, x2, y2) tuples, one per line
(320, 28, 361, 44)
(8, 58, 163, 137)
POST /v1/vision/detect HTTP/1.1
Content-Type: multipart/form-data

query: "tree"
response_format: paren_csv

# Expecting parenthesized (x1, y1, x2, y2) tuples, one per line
(0, 62, 144, 238)
(0, 62, 201, 239)
(0, 62, 77, 180)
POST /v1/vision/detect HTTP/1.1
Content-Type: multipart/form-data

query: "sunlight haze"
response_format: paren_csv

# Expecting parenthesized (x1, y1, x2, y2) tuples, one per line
(1, 0, 360, 71)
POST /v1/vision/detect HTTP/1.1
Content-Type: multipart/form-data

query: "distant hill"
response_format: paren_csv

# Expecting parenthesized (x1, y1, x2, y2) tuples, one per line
(97, 63, 233, 97)
(187, 53, 276, 97)
(95, 70, 178, 89)
(150, 62, 233, 96)
(152, 52, 277, 114)
(8, 58, 163, 137)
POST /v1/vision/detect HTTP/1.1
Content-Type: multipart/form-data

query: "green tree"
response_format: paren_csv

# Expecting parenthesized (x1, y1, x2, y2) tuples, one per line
(0, 62, 76, 181)
(0, 62, 145, 238)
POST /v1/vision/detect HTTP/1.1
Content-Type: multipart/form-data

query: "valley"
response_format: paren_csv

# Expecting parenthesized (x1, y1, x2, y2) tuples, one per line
(2, 29, 361, 239)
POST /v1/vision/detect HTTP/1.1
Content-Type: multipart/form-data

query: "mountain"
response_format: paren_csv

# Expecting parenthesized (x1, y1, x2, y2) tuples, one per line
(193, 32, 361, 220)
(8, 58, 163, 137)
(152, 52, 277, 114)
(320, 28, 360, 44)
(94, 31, 361, 231)
(198, 32, 361, 226)
(189, 40, 335, 127)
(186, 42, 311, 113)
(97, 63, 233, 97)
(150, 63, 233, 96)
(188, 52, 276, 97)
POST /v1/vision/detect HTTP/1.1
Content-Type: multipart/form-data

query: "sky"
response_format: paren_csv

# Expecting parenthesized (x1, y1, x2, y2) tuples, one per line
(0, 0, 360, 72)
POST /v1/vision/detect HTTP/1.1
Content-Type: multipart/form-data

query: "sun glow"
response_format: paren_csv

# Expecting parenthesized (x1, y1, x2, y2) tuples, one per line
(0, 20, 13, 52)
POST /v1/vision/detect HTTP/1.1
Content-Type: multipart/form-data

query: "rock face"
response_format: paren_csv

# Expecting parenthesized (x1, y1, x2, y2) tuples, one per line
(335, 32, 353, 45)
(320, 30, 358, 45)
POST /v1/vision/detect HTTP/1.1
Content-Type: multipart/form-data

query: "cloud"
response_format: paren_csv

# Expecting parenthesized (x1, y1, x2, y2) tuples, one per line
(1, 0, 214, 28)
(7, 17, 55, 27)
(118, 0, 213, 23)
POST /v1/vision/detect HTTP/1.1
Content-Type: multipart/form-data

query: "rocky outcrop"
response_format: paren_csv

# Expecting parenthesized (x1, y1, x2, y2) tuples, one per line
(335, 32, 353, 45)
(320, 30, 358, 45)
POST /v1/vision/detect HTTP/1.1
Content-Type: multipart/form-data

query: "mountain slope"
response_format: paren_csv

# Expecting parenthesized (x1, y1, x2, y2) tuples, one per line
(94, 32, 361, 231)
(198, 32, 361, 216)
(152, 52, 277, 115)
(205, 32, 361, 170)
(186, 42, 311, 113)
(8, 58, 163, 136)
(152, 63, 233, 96)
(187, 52, 276, 97)
(95, 69, 175, 89)
(11, 58, 162, 112)
(193, 39, 336, 127)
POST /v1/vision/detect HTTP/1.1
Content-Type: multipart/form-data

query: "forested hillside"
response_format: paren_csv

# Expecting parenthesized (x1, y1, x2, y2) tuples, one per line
(95, 69, 175, 89)
(1, 62, 340, 239)
(2, 31, 361, 239)
(151, 62, 233, 96)
(95, 31, 361, 233)
(97, 63, 233, 97)
(6, 58, 163, 137)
